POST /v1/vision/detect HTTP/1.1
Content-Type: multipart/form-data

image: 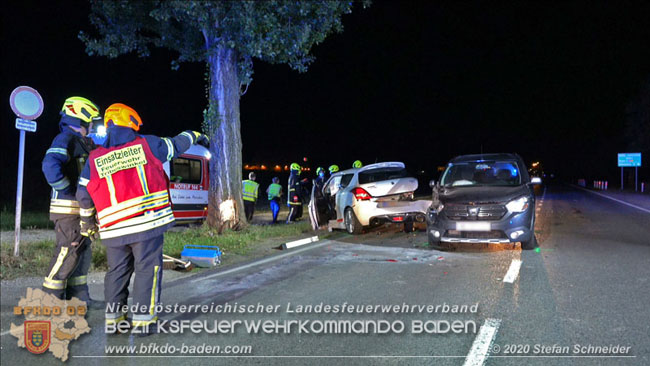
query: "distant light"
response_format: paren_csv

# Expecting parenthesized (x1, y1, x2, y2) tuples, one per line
(303, 157, 308, 162)
(96, 125, 106, 137)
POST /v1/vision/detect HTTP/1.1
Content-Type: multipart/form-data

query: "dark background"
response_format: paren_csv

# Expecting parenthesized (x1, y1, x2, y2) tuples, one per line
(2, 1, 650, 210)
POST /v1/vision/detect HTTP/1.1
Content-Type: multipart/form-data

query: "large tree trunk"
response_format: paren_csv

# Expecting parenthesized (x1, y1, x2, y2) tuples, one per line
(204, 45, 246, 231)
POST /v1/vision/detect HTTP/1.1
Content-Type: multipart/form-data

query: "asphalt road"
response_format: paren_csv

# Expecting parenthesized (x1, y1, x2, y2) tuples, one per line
(1, 184, 649, 365)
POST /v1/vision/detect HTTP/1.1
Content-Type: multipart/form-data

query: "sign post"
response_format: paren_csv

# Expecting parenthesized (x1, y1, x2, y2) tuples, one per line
(617, 153, 642, 192)
(9, 86, 44, 257)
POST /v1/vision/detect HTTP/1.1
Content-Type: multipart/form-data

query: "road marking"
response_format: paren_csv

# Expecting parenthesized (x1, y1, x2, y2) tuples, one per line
(502, 259, 522, 283)
(192, 240, 332, 283)
(573, 185, 650, 214)
(463, 318, 501, 366)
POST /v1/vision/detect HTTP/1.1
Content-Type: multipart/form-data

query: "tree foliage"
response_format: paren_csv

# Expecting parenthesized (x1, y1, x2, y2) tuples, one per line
(80, 0, 368, 84)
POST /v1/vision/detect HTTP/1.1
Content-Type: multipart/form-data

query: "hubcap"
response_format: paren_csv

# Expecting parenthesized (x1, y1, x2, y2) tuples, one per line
(346, 210, 354, 232)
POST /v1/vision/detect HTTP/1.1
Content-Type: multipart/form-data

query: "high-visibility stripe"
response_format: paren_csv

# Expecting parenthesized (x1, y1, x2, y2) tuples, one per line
(162, 138, 174, 161)
(137, 165, 150, 195)
(43, 277, 65, 290)
(99, 208, 175, 239)
(180, 131, 194, 144)
(105, 175, 118, 206)
(105, 313, 126, 325)
(79, 177, 90, 187)
(47, 247, 69, 279)
(79, 207, 96, 217)
(67, 275, 87, 286)
(46, 148, 69, 157)
(50, 199, 80, 207)
(97, 190, 169, 222)
(50, 177, 71, 190)
(97, 197, 169, 229)
(49, 206, 81, 215)
(132, 316, 158, 327)
(150, 265, 159, 315)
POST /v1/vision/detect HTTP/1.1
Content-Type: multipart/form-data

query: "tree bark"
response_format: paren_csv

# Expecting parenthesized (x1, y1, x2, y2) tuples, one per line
(204, 45, 246, 231)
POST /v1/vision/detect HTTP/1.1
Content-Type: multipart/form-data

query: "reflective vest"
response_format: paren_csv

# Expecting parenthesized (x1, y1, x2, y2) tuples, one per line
(242, 180, 259, 202)
(86, 137, 174, 239)
(267, 183, 282, 200)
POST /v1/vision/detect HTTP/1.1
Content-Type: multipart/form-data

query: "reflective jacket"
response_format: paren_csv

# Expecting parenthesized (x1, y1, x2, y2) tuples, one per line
(267, 183, 282, 201)
(42, 121, 95, 219)
(287, 171, 302, 206)
(242, 180, 259, 202)
(77, 127, 198, 246)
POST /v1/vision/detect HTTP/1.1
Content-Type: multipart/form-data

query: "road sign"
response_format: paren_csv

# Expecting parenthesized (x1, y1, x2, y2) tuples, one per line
(15, 118, 37, 132)
(9, 86, 44, 120)
(618, 153, 641, 167)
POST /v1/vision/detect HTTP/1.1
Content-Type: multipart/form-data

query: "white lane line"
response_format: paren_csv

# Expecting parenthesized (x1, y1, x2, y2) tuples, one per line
(1, 329, 13, 336)
(463, 318, 502, 366)
(192, 240, 332, 283)
(502, 259, 522, 283)
(573, 185, 650, 214)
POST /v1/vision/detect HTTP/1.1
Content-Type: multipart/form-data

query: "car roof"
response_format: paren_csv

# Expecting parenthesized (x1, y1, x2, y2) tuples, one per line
(334, 162, 406, 176)
(449, 153, 521, 163)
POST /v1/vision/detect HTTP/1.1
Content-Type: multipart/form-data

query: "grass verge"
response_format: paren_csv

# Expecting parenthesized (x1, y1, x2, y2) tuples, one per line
(1, 209, 52, 230)
(1, 221, 312, 280)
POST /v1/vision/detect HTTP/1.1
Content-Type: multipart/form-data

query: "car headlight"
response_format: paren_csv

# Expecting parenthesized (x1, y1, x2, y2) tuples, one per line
(506, 196, 529, 212)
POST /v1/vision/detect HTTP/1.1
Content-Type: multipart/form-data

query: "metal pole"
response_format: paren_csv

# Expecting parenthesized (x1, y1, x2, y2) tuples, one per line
(635, 167, 638, 192)
(14, 130, 26, 256)
(621, 167, 624, 190)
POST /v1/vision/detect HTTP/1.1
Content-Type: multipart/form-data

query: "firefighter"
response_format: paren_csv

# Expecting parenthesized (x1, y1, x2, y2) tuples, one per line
(286, 163, 303, 223)
(353, 160, 363, 169)
(242, 172, 259, 222)
(314, 167, 327, 198)
(266, 177, 283, 224)
(41, 96, 101, 303)
(328, 165, 339, 175)
(76, 103, 208, 335)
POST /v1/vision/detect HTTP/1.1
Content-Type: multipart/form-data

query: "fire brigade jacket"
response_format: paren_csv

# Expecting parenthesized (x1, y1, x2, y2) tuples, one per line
(287, 171, 302, 206)
(42, 126, 95, 219)
(76, 126, 200, 247)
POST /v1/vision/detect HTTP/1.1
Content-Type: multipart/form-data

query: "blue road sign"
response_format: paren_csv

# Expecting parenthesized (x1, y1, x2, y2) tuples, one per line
(618, 153, 641, 167)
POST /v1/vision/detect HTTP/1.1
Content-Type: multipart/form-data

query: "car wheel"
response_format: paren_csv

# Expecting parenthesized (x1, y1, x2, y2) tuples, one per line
(345, 208, 363, 235)
(404, 221, 414, 233)
(521, 234, 538, 250)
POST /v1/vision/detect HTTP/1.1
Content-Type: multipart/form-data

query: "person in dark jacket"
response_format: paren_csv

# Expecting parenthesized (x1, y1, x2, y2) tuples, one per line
(76, 103, 208, 335)
(42, 96, 101, 302)
(286, 163, 303, 223)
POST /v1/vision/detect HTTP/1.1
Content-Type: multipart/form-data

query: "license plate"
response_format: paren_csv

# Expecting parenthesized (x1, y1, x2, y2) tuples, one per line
(456, 222, 491, 231)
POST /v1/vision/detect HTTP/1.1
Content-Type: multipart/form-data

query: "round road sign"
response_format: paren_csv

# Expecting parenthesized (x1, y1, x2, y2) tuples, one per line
(10, 86, 44, 120)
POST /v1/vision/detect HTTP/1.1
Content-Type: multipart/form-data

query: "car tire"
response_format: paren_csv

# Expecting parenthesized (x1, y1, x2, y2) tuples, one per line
(521, 234, 538, 250)
(345, 208, 363, 235)
(404, 222, 414, 233)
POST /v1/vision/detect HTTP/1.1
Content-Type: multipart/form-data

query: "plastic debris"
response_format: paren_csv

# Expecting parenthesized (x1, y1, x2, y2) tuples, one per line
(437, 256, 444, 260)
(386, 259, 398, 262)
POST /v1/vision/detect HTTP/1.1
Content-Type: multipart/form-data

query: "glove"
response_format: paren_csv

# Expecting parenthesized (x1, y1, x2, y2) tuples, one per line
(80, 217, 99, 241)
(191, 131, 210, 147)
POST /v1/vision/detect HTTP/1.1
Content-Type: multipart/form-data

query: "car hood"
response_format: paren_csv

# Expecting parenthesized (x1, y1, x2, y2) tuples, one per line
(438, 185, 529, 204)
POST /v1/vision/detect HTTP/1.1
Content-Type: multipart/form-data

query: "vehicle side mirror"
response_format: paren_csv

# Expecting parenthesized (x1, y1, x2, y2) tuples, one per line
(531, 177, 542, 185)
(429, 180, 436, 188)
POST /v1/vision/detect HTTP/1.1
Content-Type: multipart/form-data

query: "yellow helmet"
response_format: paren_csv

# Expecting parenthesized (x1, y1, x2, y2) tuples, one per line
(61, 96, 100, 124)
(353, 160, 363, 169)
(290, 163, 301, 171)
(328, 165, 339, 173)
(104, 103, 143, 131)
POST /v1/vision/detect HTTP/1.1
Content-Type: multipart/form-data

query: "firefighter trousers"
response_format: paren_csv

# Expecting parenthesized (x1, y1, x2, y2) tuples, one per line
(42, 216, 92, 301)
(104, 235, 163, 327)
(286, 203, 303, 223)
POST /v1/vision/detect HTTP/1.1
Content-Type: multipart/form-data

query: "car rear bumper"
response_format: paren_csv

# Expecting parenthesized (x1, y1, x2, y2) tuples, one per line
(354, 199, 431, 226)
(426, 208, 534, 244)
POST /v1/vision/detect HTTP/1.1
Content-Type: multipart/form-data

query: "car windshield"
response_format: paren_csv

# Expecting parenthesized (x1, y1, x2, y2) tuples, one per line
(358, 167, 408, 184)
(441, 161, 521, 187)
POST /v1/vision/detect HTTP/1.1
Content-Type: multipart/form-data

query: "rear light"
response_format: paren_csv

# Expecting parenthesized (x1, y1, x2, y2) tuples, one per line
(393, 216, 404, 222)
(352, 187, 372, 201)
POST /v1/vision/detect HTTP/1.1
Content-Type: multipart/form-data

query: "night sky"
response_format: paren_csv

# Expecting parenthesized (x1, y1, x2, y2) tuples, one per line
(2, 1, 650, 209)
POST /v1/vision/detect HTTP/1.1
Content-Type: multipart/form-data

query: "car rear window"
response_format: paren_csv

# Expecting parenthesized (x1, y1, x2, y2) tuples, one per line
(358, 168, 408, 184)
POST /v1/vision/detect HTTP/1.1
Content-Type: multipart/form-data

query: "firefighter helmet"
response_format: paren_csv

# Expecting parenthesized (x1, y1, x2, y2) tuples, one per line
(60, 96, 101, 124)
(316, 167, 325, 176)
(104, 103, 143, 131)
(328, 165, 339, 173)
(290, 163, 301, 171)
(352, 160, 363, 169)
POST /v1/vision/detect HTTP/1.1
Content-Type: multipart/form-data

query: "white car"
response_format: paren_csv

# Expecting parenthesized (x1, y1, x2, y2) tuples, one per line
(308, 162, 431, 234)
